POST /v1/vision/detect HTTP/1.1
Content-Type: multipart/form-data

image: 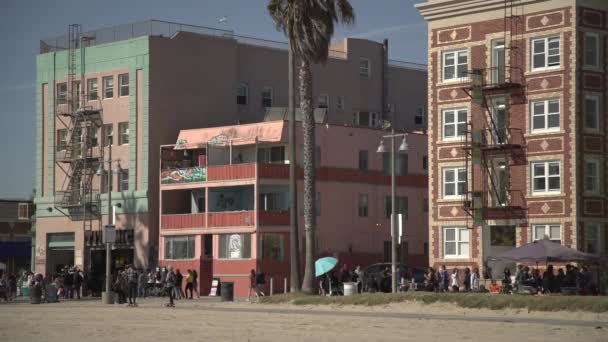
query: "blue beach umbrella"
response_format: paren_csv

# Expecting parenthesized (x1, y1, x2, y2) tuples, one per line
(315, 257, 338, 277)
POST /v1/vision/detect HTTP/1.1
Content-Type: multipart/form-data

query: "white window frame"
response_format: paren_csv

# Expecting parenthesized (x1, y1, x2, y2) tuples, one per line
(118, 169, 129, 192)
(262, 87, 273, 108)
(531, 36, 560, 71)
(415, 106, 425, 127)
(359, 58, 370, 78)
(584, 32, 600, 69)
(102, 76, 114, 99)
(532, 224, 561, 244)
(118, 73, 129, 97)
(336, 96, 345, 110)
(442, 108, 467, 140)
(585, 223, 600, 254)
(56, 82, 67, 104)
(318, 94, 329, 109)
(584, 95, 600, 131)
(56, 129, 68, 152)
(584, 158, 600, 194)
(118, 122, 129, 145)
(17, 203, 29, 220)
(369, 112, 379, 128)
(87, 78, 98, 101)
(164, 235, 195, 260)
(219, 233, 252, 260)
(443, 227, 469, 258)
(530, 99, 560, 133)
(442, 49, 468, 82)
(531, 161, 561, 195)
(443, 167, 467, 199)
(237, 83, 248, 105)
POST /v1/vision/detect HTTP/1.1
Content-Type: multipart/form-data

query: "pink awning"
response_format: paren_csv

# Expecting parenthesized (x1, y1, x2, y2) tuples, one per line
(174, 121, 288, 149)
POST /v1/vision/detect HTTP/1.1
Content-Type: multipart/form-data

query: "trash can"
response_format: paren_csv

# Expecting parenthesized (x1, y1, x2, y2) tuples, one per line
(343, 282, 357, 296)
(220, 282, 234, 302)
(21, 286, 30, 298)
(30, 284, 42, 304)
(46, 284, 58, 303)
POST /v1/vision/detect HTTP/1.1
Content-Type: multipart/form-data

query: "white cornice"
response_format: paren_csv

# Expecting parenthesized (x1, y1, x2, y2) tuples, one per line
(415, 0, 556, 22)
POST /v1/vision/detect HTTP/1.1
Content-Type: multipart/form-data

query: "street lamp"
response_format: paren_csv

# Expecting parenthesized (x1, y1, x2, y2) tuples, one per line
(377, 132, 408, 293)
(96, 143, 123, 304)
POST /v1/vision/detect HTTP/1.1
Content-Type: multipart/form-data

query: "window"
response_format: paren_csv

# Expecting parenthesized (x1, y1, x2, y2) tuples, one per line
(415, 106, 425, 127)
(87, 78, 98, 100)
(384, 196, 408, 219)
(442, 109, 467, 139)
(118, 122, 129, 145)
(585, 223, 600, 254)
(443, 167, 467, 198)
(118, 73, 129, 97)
(164, 235, 195, 260)
(87, 127, 98, 147)
(56, 82, 67, 104)
(354, 111, 380, 128)
(533, 224, 561, 244)
(423, 156, 428, 171)
(359, 58, 370, 78)
(118, 169, 129, 192)
(317, 94, 329, 109)
(423, 198, 429, 212)
(531, 36, 560, 70)
(17, 203, 29, 220)
(444, 227, 469, 258)
(585, 159, 600, 193)
(584, 95, 599, 130)
(531, 99, 560, 132)
(584, 33, 599, 68)
(442, 50, 468, 81)
(531, 161, 560, 194)
(102, 76, 114, 99)
(358, 150, 368, 172)
(358, 193, 368, 217)
(490, 225, 516, 246)
(262, 87, 273, 107)
(370, 112, 379, 128)
(383, 154, 408, 176)
(56, 129, 68, 152)
(103, 124, 113, 146)
(259, 193, 285, 211)
(336, 96, 345, 110)
(219, 233, 251, 259)
(258, 146, 285, 164)
(100, 171, 109, 193)
(261, 234, 284, 261)
(237, 83, 248, 105)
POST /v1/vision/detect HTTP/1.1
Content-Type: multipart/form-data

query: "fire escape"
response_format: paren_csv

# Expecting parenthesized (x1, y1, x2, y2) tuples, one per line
(461, 0, 527, 226)
(54, 24, 103, 233)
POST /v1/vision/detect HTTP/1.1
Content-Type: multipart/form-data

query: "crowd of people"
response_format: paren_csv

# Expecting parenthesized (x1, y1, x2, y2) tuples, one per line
(422, 264, 597, 295)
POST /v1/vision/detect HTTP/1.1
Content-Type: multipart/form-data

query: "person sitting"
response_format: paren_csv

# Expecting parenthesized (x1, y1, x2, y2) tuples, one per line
(542, 265, 556, 294)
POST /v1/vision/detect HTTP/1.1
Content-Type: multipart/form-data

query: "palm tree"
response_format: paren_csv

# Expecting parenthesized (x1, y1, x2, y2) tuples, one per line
(268, 0, 355, 294)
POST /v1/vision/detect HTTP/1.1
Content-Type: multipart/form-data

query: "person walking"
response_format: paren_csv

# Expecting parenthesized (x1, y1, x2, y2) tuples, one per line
(126, 265, 139, 307)
(138, 269, 148, 298)
(72, 268, 83, 300)
(174, 269, 183, 300)
(165, 266, 176, 307)
(450, 268, 459, 292)
(438, 265, 449, 292)
(248, 269, 259, 302)
(471, 268, 480, 291)
(192, 269, 200, 298)
(185, 270, 194, 299)
(354, 265, 364, 293)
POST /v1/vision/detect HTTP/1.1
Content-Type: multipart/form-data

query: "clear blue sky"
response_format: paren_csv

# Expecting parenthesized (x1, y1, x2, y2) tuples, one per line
(0, 0, 427, 199)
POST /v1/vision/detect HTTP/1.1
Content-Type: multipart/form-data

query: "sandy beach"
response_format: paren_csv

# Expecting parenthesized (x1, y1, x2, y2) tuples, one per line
(1, 298, 606, 342)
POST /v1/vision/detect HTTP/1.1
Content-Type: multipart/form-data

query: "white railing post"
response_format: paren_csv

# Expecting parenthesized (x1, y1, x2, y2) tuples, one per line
(284, 277, 287, 294)
(270, 277, 274, 296)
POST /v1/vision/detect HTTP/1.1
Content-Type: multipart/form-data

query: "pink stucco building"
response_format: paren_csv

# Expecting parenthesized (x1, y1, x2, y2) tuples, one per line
(159, 121, 428, 297)
(34, 21, 427, 279)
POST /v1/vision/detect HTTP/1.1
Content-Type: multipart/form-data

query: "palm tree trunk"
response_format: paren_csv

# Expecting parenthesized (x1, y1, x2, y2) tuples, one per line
(299, 58, 316, 295)
(288, 43, 301, 292)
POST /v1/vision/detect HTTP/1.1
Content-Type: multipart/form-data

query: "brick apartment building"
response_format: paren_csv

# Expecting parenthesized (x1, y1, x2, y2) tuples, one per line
(158, 121, 428, 297)
(34, 20, 427, 277)
(416, 0, 608, 277)
(0, 199, 34, 274)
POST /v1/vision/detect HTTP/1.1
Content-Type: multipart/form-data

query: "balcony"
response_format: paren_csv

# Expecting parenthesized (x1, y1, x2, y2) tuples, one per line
(208, 211, 255, 227)
(258, 163, 289, 179)
(258, 210, 289, 225)
(207, 163, 256, 181)
(161, 213, 206, 229)
(161, 166, 206, 185)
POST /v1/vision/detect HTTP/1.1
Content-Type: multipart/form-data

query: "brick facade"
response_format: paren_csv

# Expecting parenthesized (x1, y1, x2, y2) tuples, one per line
(418, 0, 608, 276)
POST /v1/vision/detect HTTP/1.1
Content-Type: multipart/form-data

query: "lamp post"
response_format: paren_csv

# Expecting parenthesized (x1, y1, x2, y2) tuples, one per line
(377, 131, 408, 293)
(96, 142, 123, 304)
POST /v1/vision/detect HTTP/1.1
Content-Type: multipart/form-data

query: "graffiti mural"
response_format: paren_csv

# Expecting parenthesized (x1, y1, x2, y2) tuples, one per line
(161, 167, 207, 184)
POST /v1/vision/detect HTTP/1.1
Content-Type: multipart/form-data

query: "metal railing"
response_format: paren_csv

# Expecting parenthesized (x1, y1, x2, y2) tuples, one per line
(40, 19, 425, 70)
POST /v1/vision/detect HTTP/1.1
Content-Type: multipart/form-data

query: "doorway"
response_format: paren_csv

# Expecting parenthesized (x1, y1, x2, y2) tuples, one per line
(491, 97, 508, 144)
(491, 159, 508, 206)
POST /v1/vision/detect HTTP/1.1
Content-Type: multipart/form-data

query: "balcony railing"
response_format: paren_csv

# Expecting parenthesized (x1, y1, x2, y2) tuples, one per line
(207, 163, 256, 181)
(161, 213, 206, 229)
(258, 163, 289, 179)
(208, 211, 254, 227)
(258, 210, 289, 226)
(161, 166, 207, 184)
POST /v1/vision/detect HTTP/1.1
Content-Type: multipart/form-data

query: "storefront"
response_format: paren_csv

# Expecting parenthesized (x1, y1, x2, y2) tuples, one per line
(47, 232, 75, 274)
